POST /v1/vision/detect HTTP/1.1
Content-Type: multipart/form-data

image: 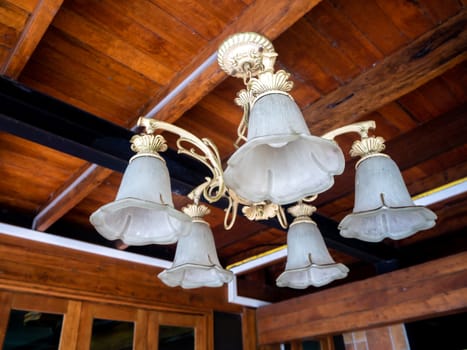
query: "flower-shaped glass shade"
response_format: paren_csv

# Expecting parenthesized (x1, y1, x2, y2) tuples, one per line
(224, 93, 344, 204)
(339, 155, 437, 242)
(158, 220, 233, 289)
(276, 221, 349, 289)
(90, 155, 191, 245)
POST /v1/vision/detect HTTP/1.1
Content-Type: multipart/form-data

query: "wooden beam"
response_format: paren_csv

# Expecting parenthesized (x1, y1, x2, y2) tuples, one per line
(256, 252, 467, 345)
(304, 9, 467, 132)
(242, 308, 258, 350)
(1, 0, 64, 78)
(142, 0, 323, 122)
(0, 291, 13, 346)
(0, 232, 241, 313)
(32, 164, 113, 231)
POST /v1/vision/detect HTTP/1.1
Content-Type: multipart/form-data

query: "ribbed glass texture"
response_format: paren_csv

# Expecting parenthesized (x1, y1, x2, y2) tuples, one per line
(276, 221, 348, 289)
(224, 93, 345, 204)
(339, 155, 437, 242)
(158, 220, 233, 288)
(90, 155, 191, 245)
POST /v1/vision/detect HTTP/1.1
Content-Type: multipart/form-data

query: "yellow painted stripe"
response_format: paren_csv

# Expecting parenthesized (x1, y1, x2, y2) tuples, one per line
(412, 177, 467, 200)
(226, 244, 287, 270)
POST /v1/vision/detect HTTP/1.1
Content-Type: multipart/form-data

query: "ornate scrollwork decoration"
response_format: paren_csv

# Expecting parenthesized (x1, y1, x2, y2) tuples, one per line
(137, 117, 226, 204)
(241, 201, 287, 229)
(223, 189, 287, 229)
(350, 136, 386, 158)
(217, 32, 275, 79)
(248, 70, 294, 97)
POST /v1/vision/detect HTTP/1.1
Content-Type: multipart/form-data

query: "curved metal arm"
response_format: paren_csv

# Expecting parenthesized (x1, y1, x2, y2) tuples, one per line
(321, 120, 376, 140)
(137, 117, 226, 203)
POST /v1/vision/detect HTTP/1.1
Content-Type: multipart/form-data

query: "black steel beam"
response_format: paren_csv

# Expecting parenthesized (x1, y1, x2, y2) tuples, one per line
(0, 76, 209, 194)
(0, 76, 398, 264)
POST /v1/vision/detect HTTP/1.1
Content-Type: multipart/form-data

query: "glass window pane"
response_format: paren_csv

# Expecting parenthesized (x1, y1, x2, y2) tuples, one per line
(3, 309, 63, 350)
(303, 340, 321, 350)
(90, 318, 134, 350)
(158, 325, 194, 350)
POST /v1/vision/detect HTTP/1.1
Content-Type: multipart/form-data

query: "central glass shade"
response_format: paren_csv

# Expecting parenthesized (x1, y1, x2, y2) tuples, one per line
(90, 155, 192, 245)
(339, 155, 437, 242)
(224, 93, 345, 204)
(158, 220, 233, 288)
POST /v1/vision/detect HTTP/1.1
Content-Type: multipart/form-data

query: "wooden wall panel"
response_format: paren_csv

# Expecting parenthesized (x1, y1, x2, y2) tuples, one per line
(0, 233, 241, 314)
(256, 252, 467, 345)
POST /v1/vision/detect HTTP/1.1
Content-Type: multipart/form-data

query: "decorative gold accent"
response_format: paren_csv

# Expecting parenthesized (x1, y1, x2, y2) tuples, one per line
(130, 134, 168, 154)
(243, 202, 277, 220)
(129, 134, 167, 162)
(223, 189, 287, 229)
(350, 136, 386, 158)
(288, 202, 317, 225)
(248, 71, 294, 97)
(217, 32, 275, 78)
(182, 203, 210, 221)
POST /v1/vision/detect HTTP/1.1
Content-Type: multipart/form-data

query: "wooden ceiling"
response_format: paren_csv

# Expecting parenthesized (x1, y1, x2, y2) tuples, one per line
(0, 0, 466, 302)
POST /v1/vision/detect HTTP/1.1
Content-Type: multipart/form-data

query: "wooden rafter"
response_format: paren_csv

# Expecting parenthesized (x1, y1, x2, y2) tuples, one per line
(304, 9, 467, 133)
(1, 0, 64, 78)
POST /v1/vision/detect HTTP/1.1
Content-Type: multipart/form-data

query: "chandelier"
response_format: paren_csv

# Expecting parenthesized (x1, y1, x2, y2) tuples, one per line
(89, 33, 436, 290)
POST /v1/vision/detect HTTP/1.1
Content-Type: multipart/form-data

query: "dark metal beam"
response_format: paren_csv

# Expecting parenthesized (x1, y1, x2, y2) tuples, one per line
(0, 76, 209, 194)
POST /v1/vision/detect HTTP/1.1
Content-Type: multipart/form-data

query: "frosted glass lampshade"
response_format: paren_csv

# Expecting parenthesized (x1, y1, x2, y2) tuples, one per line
(224, 93, 344, 204)
(158, 220, 233, 288)
(90, 155, 191, 245)
(339, 155, 437, 242)
(276, 221, 349, 289)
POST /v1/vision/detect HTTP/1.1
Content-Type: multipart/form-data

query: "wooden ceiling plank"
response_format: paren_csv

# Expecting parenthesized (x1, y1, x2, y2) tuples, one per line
(142, 0, 324, 123)
(51, 8, 175, 85)
(374, 0, 435, 39)
(329, 0, 409, 55)
(1, 0, 64, 78)
(7, 0, 40, 13)
(42, 27, 161, 97)
(304, 10, 467, 133)
(305, 1, 384, 70)
(256, 252, 467, 344)
(399, 76, 463, 122)
(286, 19, 361, 84)
(0, 2, 29, 30)
(152, 0, 247, 40)
(274, 29, 340, 94)
(420, 0, 463, 23)
(65, 0, 191, 71)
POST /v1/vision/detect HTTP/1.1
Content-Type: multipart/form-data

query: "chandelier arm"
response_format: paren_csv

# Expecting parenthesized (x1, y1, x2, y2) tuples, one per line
(234, 106, 249, 148)
(224, 190, 240, 230)
(321, 120, 376, 140)
(302, 194, 318, 203)
(276, 205, 288, 229)
(137, 117, 226, 203)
